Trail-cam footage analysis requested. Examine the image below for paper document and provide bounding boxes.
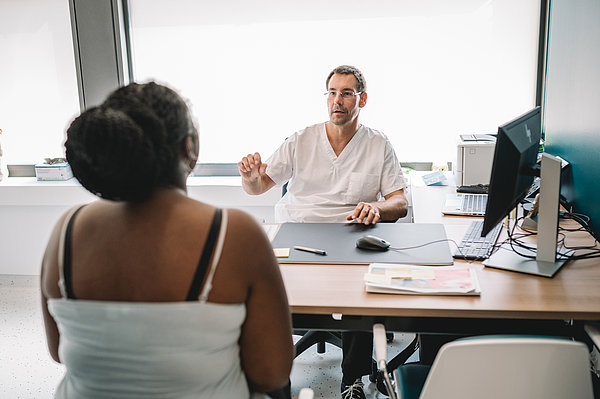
[364,263,481,296]
[273,248,290,258]
[421,171,448,186]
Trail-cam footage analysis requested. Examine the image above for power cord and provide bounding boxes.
[504,209,600,260]
[388,238,469,260]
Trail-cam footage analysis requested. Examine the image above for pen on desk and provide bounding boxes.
[293,246,327,256]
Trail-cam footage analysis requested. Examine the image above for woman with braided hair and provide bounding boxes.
[40,82,293,398]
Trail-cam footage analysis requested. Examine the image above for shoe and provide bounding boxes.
[340,379,366,399]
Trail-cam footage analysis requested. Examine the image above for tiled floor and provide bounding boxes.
[0,274,417,399]
[0,275,65,398]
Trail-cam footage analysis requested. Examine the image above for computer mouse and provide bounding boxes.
[356,235,391,251]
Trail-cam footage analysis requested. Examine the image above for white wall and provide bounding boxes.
[0,177,280,275]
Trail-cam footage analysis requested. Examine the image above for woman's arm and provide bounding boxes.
[40,212,69,363]
[227,210,294,392]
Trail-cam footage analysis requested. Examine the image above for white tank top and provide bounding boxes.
[48,208,261,398]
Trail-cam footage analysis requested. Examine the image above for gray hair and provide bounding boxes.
[325,65,367,93]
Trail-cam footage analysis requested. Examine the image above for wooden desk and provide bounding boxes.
[280,175,600,336]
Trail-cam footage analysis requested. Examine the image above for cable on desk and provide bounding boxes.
[389,238,477,262]
[504,211,600,261]
[557,211,600,259]
[389,238,457,252]
[560,212,598,238]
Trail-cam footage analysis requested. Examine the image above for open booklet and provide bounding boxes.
[364,263,481,296]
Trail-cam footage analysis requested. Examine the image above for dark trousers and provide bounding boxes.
[341,331,374,384]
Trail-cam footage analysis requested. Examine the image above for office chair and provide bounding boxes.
[294,329,343,356]
[394,335,594,399]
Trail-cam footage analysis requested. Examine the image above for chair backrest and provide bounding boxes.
[419,336,594,399]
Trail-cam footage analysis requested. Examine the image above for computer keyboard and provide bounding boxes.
[454,220,502,260]
[456,184,489,194]
[461,194,487,214]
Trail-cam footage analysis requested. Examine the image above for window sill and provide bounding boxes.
[0,176,280,207]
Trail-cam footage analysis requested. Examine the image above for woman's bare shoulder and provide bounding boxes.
[219,208,275,270]
[224,208,271,244]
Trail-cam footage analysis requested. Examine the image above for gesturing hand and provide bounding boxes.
[238,152,268,181]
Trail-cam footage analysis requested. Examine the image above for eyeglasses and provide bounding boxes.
[324,90,363,99]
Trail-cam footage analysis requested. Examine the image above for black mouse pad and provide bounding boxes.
[271,222,453,265]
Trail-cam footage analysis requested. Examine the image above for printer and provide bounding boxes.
[454,134,496,186]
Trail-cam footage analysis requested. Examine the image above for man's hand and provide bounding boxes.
[238,152,276,195]
[346,190,409,224]
[347,202,381,225]
[238,152,267,181]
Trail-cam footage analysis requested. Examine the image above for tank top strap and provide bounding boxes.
[57,205,86,299]
[186,208,229,302]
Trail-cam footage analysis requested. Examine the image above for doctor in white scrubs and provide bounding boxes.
[238,65,408,399]
[239,65,408,226]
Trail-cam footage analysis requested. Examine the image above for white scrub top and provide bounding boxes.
[266,122,405,223]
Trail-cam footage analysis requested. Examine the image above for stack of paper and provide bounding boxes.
[364,263,481,296]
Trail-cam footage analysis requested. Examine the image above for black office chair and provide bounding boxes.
[294,329,343,356]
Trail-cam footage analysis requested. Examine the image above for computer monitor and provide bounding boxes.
[481,106,573,277]
[482,107,541,236]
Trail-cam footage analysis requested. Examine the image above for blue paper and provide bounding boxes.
[422,171,448,186]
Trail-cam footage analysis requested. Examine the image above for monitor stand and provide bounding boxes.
[483,154,573,277]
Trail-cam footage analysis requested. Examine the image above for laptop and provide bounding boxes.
[442,193,488,216]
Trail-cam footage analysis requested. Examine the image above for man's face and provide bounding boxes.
[327,73,365,126]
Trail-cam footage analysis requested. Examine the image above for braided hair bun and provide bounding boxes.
[65,82,196,202]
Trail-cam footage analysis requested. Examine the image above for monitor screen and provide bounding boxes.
[482,107,541,236]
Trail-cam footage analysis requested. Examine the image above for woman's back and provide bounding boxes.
[44,193,292,398]
[52,193,250,304]
[41,82,293,398]
[49,300,248,398]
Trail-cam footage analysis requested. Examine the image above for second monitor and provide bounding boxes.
[481,106,573,277]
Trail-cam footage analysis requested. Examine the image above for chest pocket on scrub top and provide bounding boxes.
[345,173,380,204]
